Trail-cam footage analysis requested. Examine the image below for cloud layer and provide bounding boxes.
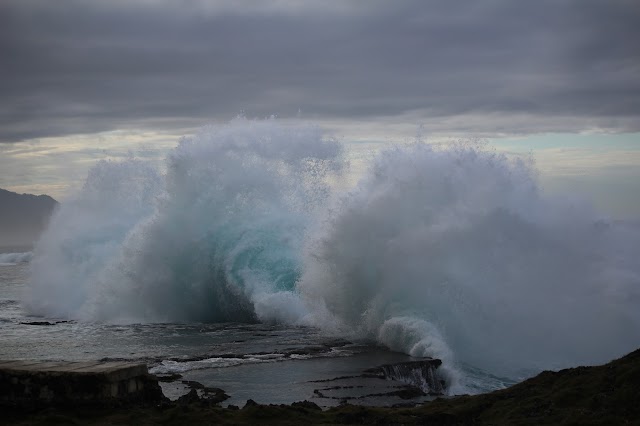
[2,0,639,142]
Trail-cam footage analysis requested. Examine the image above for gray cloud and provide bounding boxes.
[1,0,639,142]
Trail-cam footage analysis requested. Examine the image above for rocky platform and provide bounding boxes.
[0,360,165,407]
[3,348,640,424]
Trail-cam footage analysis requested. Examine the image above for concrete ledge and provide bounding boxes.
[0,360,166,407]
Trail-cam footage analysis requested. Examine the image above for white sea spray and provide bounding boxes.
[25,119,640,393]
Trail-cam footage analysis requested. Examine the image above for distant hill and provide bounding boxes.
[0,188,58,248]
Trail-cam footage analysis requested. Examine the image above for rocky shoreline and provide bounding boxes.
[3,348,639,425]
[156,356,445,408]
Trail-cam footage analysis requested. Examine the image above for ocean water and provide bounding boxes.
[2,118,639,404]
[0,259,509,405]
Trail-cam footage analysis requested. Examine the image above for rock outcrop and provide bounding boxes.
[364,358,445,394]
[0,360,165,408]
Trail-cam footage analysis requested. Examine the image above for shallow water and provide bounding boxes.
[0,259,512,406]
[8,120,638,404]
[1,263,345,364]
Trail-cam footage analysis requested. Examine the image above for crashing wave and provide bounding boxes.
[25,118,640,393]
[0,252,33,265]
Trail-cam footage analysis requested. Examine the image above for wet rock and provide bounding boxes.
[361,386,426,400]
[176,380,229,405]
[309,375,361,383]
[181,380,205,389]
[155,373,182,382]
[285,346,329,356]
[177,389,199,404]
[20,320,71,326]
[201,387,229,404]
[364,359,445,395]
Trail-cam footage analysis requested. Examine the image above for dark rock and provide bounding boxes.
[334,405,378,424]
[177,389,199,405]
[243,399,259,409]
[181,380,205,389]
[284,346,328,356]
[155,373,182,382]
[201,387,229,404]
[4,347,640,424]
[365,358,445,394]
[390,387,426,399]
[291,400,322,411]
[168,353,244,363]
[309,375,361,383]
[359,386,426,400]
[175,381,229,405]
[227,404,239,410]
[20,320,72,326]
[0,361,166,408]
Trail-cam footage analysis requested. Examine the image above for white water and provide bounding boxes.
[298,142,640,387]
[27,119,341,323]
[25,118,640,393]
[0,252,33,266]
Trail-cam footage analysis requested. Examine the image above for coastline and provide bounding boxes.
[3,347,639,425]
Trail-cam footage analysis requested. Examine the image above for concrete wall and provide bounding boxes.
[0,361,165,407]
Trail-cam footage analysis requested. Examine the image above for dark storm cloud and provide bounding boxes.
[1,0,639,142]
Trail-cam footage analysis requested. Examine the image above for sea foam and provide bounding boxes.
[25,119,640,392]
[298,142,640,384]
[0,252,33,265]
[26,119,341,323]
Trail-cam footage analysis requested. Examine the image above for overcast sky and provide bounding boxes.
[1,0,639,217]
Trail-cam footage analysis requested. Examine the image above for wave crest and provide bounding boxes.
[26,118,342,323]
[25,121,640,389]
[299,142,640,378]
[0,252,33,265]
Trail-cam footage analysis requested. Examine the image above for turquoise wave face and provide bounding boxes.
[147,216,304,323]
[26,119,340,324]
[25,118,640,394]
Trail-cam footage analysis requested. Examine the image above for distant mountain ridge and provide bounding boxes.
[0,188,58,248]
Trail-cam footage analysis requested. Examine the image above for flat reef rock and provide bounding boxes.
[3,348,640,425]
[307,357,444,407]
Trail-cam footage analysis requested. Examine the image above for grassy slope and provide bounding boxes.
[4,348,640,425]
